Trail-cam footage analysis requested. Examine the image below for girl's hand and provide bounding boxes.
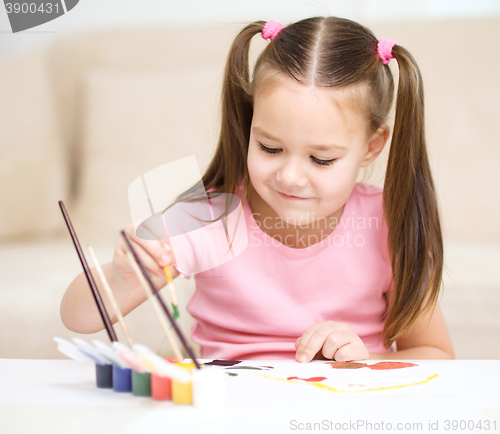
[112,223,176,292]
[295,321,370,363]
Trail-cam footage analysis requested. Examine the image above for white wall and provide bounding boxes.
[1,0,500,62]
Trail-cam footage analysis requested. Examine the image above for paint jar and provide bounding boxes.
[112,365,132,392]
[95,363,113,389]
[192,367,226,409]
[151,373,172,401]
[132,370,151,397]
[172,362,194,405]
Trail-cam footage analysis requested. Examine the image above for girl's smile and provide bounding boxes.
[276,189,310,201]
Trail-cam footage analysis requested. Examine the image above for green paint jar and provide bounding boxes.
[132,370,151,396]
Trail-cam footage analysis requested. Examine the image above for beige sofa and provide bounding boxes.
[1,17,499,360]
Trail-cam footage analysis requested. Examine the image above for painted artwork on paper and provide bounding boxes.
[202,359,439,393]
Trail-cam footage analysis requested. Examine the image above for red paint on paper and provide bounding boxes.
[367,362,417,370]
[287,376,327,382]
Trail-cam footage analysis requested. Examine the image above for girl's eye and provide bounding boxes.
[259,143,281,154]
[258,143,337,167]
[311,156,337,166]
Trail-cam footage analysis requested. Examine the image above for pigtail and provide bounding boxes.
[166,22,265,251]
[168,22,261,202]
[382,45,444,348]
[172,21,265,207]
[201,22,266,250]
[201,21,266,201]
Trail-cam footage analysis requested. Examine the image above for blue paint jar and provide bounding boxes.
[112,365,132,392]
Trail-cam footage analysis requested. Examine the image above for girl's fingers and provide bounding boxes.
[320,330,353,360]
[333,340,370,362]
[120,224,174,268]
[296,323,343,363]
[295,322,327,355]
[296,322,363,363]
[295,321,342,358]
[116,238,165,279]
[296,331,327,362]
[122,223,164,257]
[130,241,165,277]
[115,229,166,280]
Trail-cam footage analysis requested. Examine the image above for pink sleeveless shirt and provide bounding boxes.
[173,182,394,360]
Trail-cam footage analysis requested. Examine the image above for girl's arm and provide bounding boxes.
[60,224,179,334]
[369,291,455,360]
[61,263,179,333]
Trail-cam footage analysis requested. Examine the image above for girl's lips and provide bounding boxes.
[276,190,309,201]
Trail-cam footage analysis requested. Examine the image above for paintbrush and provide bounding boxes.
[124,249,184,362]
[58,200,117,342]
[120,230,200,369]
[163,264,179,319]
[86,244,134,348]
[160,213,179,319]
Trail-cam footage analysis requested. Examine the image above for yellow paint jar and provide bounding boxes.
[172,362,194,405]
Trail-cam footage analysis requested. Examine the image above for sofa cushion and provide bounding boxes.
[73,67,222,240]
[47,24,241,207]
[0,48,68,239]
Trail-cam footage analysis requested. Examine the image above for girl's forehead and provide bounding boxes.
[252,80,370,140]
[254,77,366,108]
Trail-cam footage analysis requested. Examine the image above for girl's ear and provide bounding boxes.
[360,123,391,168]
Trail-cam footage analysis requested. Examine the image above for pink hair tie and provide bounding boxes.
[377,38,397,64]
[262,20,283,41]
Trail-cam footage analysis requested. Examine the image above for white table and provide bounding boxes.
[0,359,499,434]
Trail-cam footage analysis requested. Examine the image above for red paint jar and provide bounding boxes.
[151,373,172,401]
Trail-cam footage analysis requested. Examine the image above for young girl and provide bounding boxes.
[61,16,454,362]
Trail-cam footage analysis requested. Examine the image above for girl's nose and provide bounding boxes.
[276,159,307,188]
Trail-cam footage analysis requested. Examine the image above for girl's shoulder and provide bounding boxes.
[350,182,390,260]
[207,180,245,197]
[348,182,385,220]
[352,182,383,197]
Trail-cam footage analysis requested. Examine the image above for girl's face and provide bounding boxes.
[247,79,385,226]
